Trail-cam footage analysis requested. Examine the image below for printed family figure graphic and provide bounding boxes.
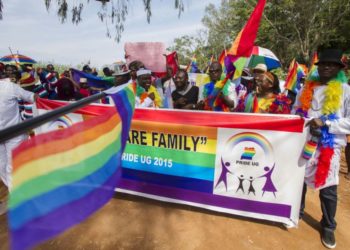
[215,158,278,197]
[236,175,256,195]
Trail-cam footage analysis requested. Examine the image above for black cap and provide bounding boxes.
[315,49,345,68]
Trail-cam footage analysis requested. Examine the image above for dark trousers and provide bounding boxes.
[300,183,337,231]
[346,143,350,173]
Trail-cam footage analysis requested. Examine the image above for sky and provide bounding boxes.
[0,0,219,68]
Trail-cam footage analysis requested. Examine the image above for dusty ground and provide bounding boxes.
[1,160,350,250]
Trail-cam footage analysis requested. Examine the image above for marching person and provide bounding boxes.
[293,48,350,249]
[0,71,38,211]
[135,68,163,108]
[172,69,199,110]
[198,61,237,112]
[235,71,291,114]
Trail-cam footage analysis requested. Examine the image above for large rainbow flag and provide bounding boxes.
[9,83,135,250]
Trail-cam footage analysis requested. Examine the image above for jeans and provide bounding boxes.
[300,183,337,231]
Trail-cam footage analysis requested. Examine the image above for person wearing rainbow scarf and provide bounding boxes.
[198,62,237,112]
[293,48,350,249]
[235,71,291,114]
[135,68,163,108]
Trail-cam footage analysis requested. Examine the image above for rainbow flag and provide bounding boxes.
[218,49,227,74]
[71,68,111,89]
[9,83,135,250]
[284,59,306,93]
[309,52,318,71]
[205,55,215,73]
[306,52,319,81]
[244,93,259,113]
[227,0,266,57]
[225,0,266,79]
[186,55,199,73]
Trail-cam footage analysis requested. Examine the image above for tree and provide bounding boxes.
[167,30,211,70]
[0,0,185,42]
[180,0,350,68]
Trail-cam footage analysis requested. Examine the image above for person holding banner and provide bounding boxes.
[172,69,199,110]
[198,62,237,112]
[235,72,291,114]
[135,68,163,108]
[293,48,350,249]
[0,73,38,192]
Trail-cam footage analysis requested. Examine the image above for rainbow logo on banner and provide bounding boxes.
[240,147,256,160]
[226,132,273,155]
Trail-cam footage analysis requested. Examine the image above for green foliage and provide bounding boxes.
[167,30,211,71]
[35,61,74,74]
[171,0,350,73]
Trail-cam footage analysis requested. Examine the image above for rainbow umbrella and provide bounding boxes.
[0,54,37,65]
[246,46,281,70]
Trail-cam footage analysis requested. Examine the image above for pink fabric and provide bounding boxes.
[124,42,166,74]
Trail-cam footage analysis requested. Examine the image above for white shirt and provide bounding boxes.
[0,79,35,130]
[293,82,350,188]
[163,78,176,109]
[293,83,350,146]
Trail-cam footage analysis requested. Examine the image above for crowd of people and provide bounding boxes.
[0,47,350,248]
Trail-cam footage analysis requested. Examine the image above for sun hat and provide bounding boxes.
[253,63,267,73]
[136,68,152,77]
[112,62,130,76]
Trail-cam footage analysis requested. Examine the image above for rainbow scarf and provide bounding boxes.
[296,70,347,188]
[9,83,135,250]
[237,93,291,114]
[136,82,163,108]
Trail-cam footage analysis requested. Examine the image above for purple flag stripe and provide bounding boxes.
[11,156,121,250]
[109,90,133,150]
[118,178,291,218]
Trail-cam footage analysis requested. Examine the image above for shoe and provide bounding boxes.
[321,229,336,249]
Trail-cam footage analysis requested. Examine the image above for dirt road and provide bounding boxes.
[1,166,350,250]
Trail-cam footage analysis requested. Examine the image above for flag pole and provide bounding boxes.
[0,92,106,143]
[8,46,20,67]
